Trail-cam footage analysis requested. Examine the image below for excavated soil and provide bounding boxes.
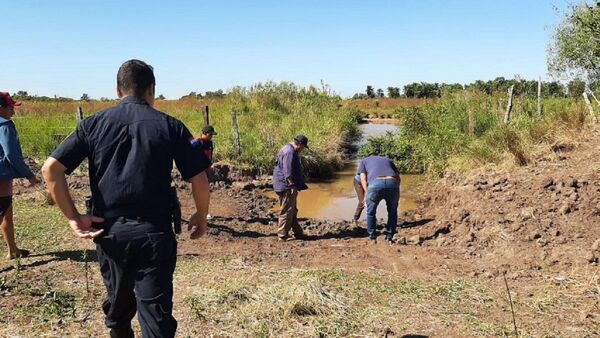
[172,128,600,335]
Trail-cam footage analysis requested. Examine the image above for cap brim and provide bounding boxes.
[12,101,22,107]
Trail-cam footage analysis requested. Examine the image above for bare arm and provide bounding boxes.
[360,173,368,196]
[42,157,104,239]
[187,171,210,239]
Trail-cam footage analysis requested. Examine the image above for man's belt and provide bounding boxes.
[101,207,170,222]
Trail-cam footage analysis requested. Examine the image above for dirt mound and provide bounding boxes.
[398,128,600,277]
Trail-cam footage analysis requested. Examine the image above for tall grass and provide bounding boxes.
[360,91,591,177]
[13,82,361,177]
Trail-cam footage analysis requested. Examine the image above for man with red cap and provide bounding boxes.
[0,92,40,259]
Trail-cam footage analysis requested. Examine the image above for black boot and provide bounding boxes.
[109,326,134,338]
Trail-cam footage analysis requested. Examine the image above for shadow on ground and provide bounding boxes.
[0,249,98,273]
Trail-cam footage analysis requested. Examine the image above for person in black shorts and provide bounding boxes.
[0,92,40,259]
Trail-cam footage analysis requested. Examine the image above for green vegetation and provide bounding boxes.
[14,82,361,177]
[548,1,600,84]
[360,91,590,177]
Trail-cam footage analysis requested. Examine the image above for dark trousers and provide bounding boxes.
[366,179,400,240]
[276,189,303,238]
[353,179,365,221]
[95,218,177,338]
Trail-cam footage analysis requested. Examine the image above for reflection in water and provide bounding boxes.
[270,122,424,221]
[296,165,421,220]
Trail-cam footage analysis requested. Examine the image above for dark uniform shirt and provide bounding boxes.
[194,137,213,162]
[51,96,211,217]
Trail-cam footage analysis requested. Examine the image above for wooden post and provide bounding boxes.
[589,90,600,106]
[202,105,209,126]
[583,91,597,123]
[468,108,475,135]
[537,77,542,118]
[231,112,242,156]
[76,106,84,123]
[503,85,515,126]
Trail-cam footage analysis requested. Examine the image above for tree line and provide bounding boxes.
[9,89,227,102]
[352,77,599,100]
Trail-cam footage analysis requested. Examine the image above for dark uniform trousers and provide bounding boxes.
[95,217,177,338]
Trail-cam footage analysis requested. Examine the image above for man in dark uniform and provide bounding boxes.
[42,59,211,338]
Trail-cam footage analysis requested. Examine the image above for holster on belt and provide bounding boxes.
[169,187,182,234]
[85,196,94,216]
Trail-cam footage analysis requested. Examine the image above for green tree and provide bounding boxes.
[366,85,375,98]
[157,94,166,100]
[548,2,600,83]
[14,91,30,100]
[80,93,90,101]
[387,87,400,98]
[546,81,566,97]
[376,88,384,98]
[568,78,586,97]
[205,90,225,98]
[181,91,198,100]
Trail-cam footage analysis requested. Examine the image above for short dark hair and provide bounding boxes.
[117,59,155,97]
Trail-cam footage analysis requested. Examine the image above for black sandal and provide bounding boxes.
[10,249,30,259]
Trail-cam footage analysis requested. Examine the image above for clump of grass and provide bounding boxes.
[360,91,592,177]
[15,82,361,178]
[184,295,206,321]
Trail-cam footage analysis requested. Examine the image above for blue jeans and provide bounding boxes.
[366,179,400,240]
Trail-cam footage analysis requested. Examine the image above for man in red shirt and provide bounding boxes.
[197,125,216,220]
[197,125,216,162]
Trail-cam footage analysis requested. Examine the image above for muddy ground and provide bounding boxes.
[1,128,600,337]
[176,128,600,335]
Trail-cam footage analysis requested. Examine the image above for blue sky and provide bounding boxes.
[1,0,572,99]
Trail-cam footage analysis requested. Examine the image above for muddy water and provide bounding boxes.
[293,122,423,221]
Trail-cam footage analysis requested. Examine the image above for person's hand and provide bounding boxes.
[28,176,40,186]
[68,214,104,239]
[188,211,208,239]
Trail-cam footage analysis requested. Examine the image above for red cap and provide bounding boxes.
[0,92,21,108]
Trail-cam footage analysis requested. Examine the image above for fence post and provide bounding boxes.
[537,77,542,118]
[231,111,242,156]
[589,90,600,106]
[583,91,597,123]
[503,85,515,126]
[202,105,209,126]
[468,108,475,135]
[76,106,84,123]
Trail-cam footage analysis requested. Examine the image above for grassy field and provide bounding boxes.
[359,92,593,177]
[14,87,592,180]
[13,82,362,177]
